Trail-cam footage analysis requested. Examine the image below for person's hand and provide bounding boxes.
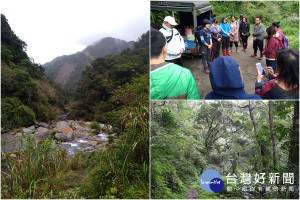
[256,67,263,81]
[217,38,221,42]
[242,33,245,36]
[207,45,212,49]
[180,49,184,54]
[266,67,277,78]
[253,37,256,41]
[227,33,230,37]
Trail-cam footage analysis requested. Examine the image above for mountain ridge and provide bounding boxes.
[43,37,135,90]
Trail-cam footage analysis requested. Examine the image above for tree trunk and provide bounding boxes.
[269,101,278,167]
[248,101,269,171]
[288,101,299,168]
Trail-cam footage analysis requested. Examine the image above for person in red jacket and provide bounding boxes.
[272,22,283,42]
[262,25,283,74]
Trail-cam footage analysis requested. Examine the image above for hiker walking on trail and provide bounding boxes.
[262,25,283,74]
[229,15,239,53]
[209,18,222,61]
[239,17,250,52]
[251,17,265,60]
[159,16,185,67]
[220,16,231,56]
[199,19,212,74]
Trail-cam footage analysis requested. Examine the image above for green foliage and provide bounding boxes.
[80,106,149,199]
[1,137,67,199]
[1,14,66,127]
[90,122,101,131]
[1,97,36,128]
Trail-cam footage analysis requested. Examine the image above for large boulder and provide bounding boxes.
[23,126,35,134]
[55,132,67,142]
[56,121,69,132]
[35,127,52,141]
[62,126,73,135]
[73,130,89,138]
[66,133,74,142]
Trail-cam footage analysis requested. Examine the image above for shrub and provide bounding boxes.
[1,97,36,128]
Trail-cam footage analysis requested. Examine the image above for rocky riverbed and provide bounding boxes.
[1,113,116,157]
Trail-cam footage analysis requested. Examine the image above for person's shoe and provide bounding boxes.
[222,49,227,56]
[204,68,210,74]
[236,47,239,53]
[259,52,263,60]
[229,47,232,53]
[226,48,231,56]
[251,50,257,57]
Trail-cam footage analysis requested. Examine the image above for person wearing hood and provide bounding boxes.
[150,28,200,100]
[159,16,185,67]
[220,16,231,56]
[205,56,261,99]
[262,25,283,74]
[251,17,265,60]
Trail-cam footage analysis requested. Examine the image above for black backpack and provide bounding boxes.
[194,25,204,44]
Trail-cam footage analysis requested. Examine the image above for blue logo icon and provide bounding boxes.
[199,169,224,192]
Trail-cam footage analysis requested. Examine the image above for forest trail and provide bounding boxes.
[186,185,199,199]
[183,36,267,98]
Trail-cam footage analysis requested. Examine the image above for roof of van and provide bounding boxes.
[151,1,214,13]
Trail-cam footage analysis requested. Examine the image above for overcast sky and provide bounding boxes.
[1,0,149,64]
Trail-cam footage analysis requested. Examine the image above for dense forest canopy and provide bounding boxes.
[151,100,299,199]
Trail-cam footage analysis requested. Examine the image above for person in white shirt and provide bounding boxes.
[159,16,185,67]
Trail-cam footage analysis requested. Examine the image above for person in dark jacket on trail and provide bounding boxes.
[239,17,250,52]
[238,14,244,46]
[205,56,261,99]
[199,19,212,74]
[262,25,283,74]
[150,28,200,100]
[209,18,222,61]
[255,48,299,99]
[251,17,265,60]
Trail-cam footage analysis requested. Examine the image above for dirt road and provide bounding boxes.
[182,36,266,99]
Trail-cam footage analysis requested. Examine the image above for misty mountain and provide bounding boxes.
[43,37,135,90]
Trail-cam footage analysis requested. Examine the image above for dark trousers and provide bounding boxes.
[230,41,238,48]
[165,57,183,67]
[266,59,276,74]
[211,39,221,61]
[201,45,211,69]
[222,37,230,49]
[253,39,264,52]
[242,37,248,47]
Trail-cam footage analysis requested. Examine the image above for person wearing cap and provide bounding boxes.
[150,28,200,100]
[199,19,212,74]
[159,16,185,67]
[205,56,261,99]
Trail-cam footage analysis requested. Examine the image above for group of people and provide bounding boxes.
[150,16,299,100]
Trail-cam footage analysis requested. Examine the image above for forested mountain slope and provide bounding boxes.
[1,14,66,128]
[43,37,134,91]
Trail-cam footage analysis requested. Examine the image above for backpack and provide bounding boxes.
[194,25,204,44]
[278,30,289,49]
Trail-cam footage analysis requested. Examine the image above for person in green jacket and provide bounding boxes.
[150,28,200,99]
